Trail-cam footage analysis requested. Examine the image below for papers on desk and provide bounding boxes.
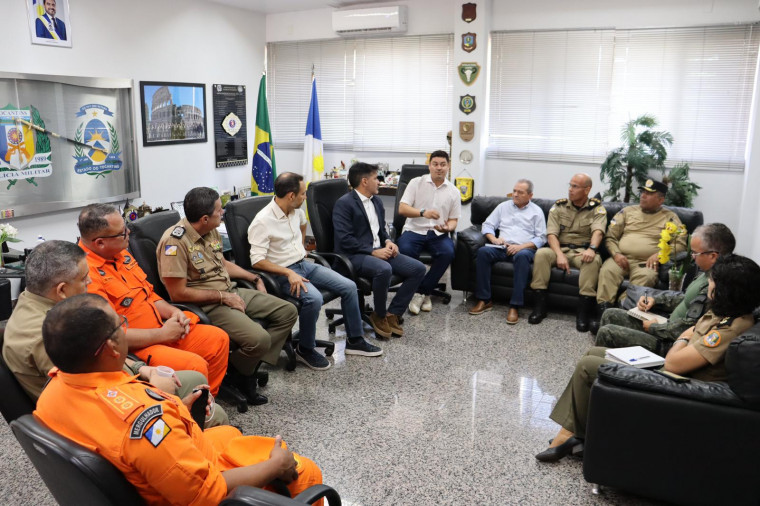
[627,307,668,324]
[605,346,665,369]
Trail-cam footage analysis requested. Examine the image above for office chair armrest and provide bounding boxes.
[170,303,211,324]
[294,484,342,505]
[234,278,256,290]
[311,251,358,282]
[306,252,331,268]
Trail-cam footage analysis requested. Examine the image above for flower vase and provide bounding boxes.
[668,269,684,291]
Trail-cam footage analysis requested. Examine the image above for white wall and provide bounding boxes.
[0,0,266,246]
[265,0,760,252]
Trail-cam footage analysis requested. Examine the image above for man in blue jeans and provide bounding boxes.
[397,150,461,315]
[248,172,382,370]
[469,179,547,324]
[333,163,426,339]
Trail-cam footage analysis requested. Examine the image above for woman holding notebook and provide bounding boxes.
[536,254,760,462]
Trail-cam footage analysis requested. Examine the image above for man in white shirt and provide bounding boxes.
[397,150,461,314]
[469,180,547,324]
[248,172,382,370]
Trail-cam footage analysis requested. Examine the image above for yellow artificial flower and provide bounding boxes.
[660,230,672,242]
[665,222,678,234]
[658,251,670,264]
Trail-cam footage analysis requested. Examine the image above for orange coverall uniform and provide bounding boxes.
[35,370,323,505]
[80,242,229,395]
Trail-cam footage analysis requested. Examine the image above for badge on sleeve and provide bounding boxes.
[130,404,163,439]
[144,418,171,447]
[596,206,606,214]
[164,245,178,256]
[703,331,721,348]
[170,226,186,238]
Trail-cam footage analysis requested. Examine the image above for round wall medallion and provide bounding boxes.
[459,150,473,164]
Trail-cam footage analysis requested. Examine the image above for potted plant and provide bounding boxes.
[600,114,700,207]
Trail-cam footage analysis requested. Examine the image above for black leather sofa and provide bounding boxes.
[451,196,704,310]
[582,323,760,505]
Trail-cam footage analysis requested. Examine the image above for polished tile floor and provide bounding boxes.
[0,277,665,505]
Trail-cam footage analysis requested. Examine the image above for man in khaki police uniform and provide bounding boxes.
[589,179,686,333]
[157,187,298,405]
[528,173,606,332]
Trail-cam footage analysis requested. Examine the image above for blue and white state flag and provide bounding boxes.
[302,76,324,184]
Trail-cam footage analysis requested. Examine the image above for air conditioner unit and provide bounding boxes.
[332,6,408,36]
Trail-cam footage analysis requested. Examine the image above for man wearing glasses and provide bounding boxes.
[594,223,735,353]
[78,204,230,398]
[528,173,606,331]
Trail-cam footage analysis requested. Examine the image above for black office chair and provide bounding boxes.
[128,211,261,413]
[0,329,36,424]
[306,179,405,336]
[12,414,340,506]
[390,164,452,304]
[223,197,335,371]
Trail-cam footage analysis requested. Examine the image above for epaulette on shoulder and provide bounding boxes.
[589,197,601,207]
[555,198,568,205]
[170,226,185,239]
[718,316,736,328]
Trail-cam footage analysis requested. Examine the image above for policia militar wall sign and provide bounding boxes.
[212,84,248,169]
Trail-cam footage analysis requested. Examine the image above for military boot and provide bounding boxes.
[588,302,613,335]
[528,290,548,324]
[576,295,596,332]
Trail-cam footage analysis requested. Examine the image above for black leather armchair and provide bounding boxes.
[452,196,704,310]
[223,196,335,371]
[583,325,760,505]
[12,414,340,506]
[390,164,452,304]
[128,210,261,413]
[0,329,36,424]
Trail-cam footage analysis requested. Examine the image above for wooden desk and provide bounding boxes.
[378,185,398,197]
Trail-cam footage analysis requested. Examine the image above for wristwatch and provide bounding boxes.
[589,244,597,251]
[419,208,426,217]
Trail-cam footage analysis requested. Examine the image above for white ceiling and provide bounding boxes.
[206,0,384,15]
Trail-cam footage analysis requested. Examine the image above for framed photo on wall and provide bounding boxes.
[27,0,72,48]
[140,82,207,147]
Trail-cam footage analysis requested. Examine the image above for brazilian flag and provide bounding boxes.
[251,75,275,195]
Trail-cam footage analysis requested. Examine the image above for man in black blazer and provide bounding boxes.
[333,163,425,338]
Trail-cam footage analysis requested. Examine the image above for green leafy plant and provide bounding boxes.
[600,114,672,203]
[662,162,701,208]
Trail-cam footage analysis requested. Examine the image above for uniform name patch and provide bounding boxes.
[164,245,178,256]
[145,418,171,447]
[171,226,185,238]
[703,331,721,348]
[130,404,163,439]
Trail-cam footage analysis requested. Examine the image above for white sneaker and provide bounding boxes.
[421,295,432,312]
[408,293,423,315]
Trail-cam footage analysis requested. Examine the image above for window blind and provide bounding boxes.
[267,34,454,153]
[489,25,760,171]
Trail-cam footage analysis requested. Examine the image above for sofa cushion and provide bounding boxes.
[725,330,760,408]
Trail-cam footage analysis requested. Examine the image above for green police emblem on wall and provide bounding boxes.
[459,95,476,115]
[458,62,481,86]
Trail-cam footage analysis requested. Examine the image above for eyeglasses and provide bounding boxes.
[691,250,716,258]
[96,225,129,240]
[94,315,128,356]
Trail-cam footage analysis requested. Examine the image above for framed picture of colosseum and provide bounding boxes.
[139,81,207,146]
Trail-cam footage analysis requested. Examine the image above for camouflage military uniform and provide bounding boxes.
[597,205,686,303]
[530,197,607,296]
[594,273,709,353]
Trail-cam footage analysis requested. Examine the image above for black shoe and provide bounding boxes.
[535,436,584,462]
[576,295,595,332]
[295,345,331,371]
[528,290,548,324]
[230,370,269,405]
[345,337,383,357]
[589,302,613,335]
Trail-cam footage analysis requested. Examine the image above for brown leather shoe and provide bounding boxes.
[387,314,404,337]
[469,300,493,315]
[507,307,519,324]
[369,312,392,339]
